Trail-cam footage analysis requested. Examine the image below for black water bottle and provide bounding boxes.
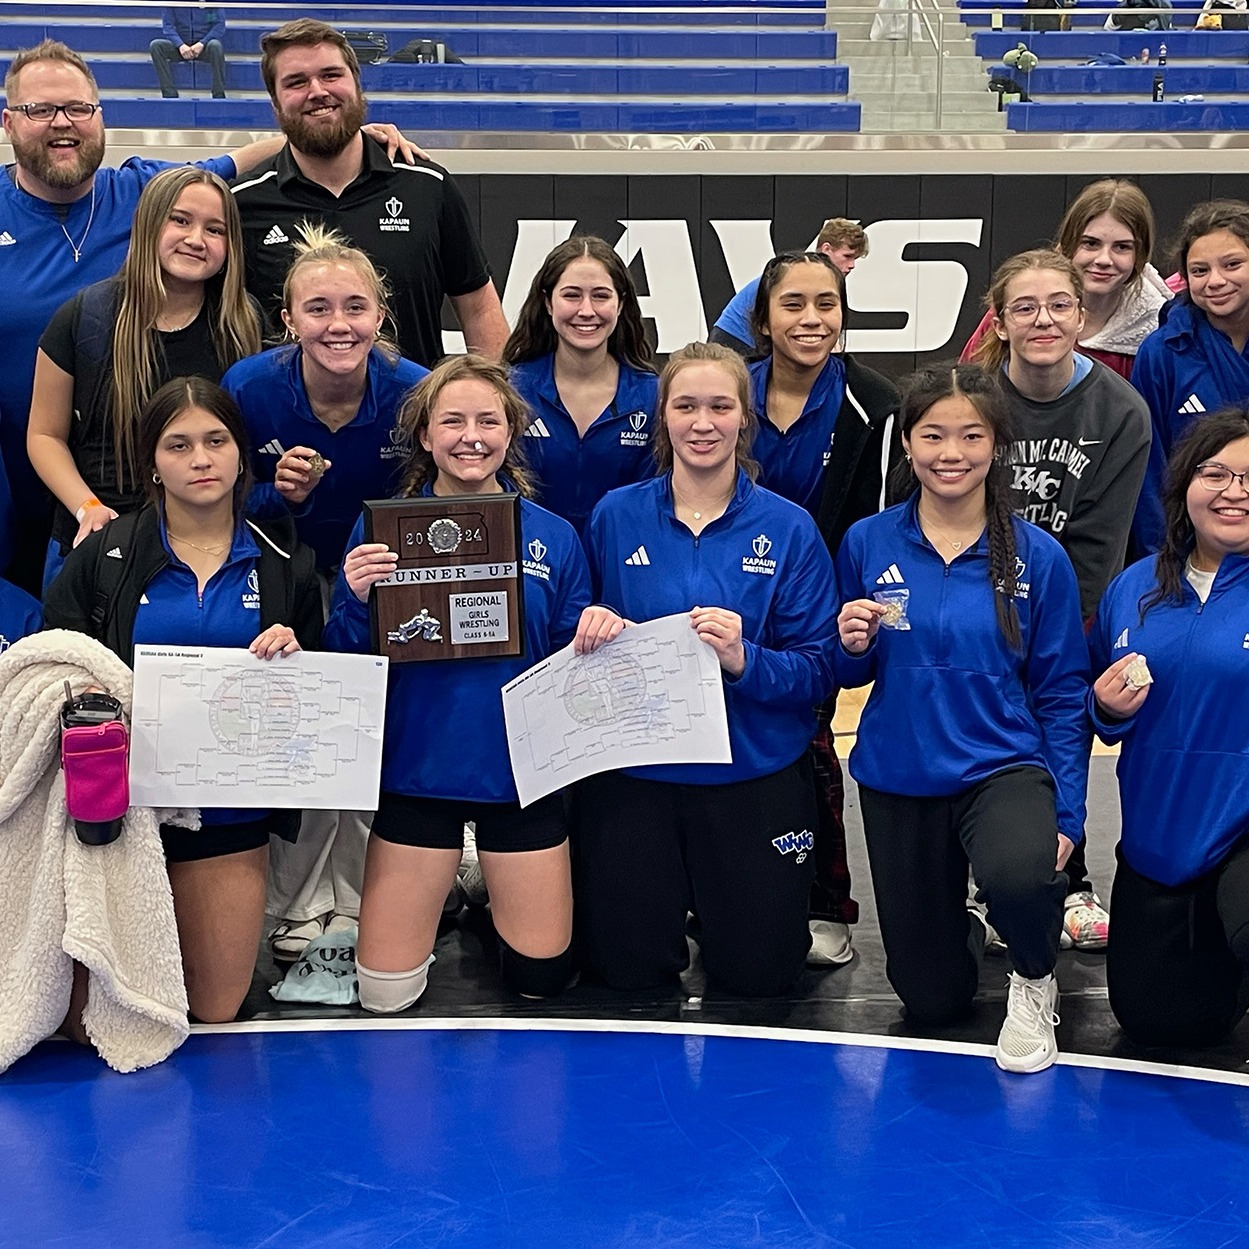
[1152,71,1165,101]
[1153,40,1167,101]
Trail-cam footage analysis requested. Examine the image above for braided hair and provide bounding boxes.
[892,362,1023,650]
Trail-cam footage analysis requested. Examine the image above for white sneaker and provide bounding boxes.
[807,920,854,966]
[1060,891,1109,951]
[995,972,1059,1074]
[269,915,326,964]
[458,821,489,907]
[325,912,357,937]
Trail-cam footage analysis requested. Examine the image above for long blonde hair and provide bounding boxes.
[110,166,260,489]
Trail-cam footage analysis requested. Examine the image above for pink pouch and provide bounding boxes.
[61,721,129,845]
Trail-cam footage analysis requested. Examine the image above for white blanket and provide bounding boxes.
[0,629,191,1073]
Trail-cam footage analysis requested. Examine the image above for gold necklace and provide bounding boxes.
[156,301,203,333]
[672,480,734,522]
[918,505,985,552]
[168,532,229,556]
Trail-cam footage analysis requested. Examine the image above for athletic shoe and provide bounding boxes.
[967,901,1006,955]
[269,915,326,964]
[995,972,1059,1074]
[1060,891,1109,951]
[458,821,489,907]
[807,919,854,966]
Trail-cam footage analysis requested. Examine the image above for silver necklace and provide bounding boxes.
[59,183,96,263]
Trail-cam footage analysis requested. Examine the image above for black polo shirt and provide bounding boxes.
[230,137,491,368]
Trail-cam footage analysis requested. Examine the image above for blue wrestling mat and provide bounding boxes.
[2,1021,1246,1248]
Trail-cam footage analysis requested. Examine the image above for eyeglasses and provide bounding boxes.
[1194,462,1249,492]
[12,101,100,122]
[1002,297,1080,325]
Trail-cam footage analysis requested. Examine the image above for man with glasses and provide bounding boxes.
[0,38,417,591]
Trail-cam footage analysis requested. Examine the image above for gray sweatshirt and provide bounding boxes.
[1001,360,1152,620]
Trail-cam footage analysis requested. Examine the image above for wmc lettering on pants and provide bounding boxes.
[771,828,815,862]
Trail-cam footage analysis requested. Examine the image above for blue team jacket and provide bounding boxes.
[509,353,659,533]
[1090,552,1249,885]
[586,471,839,785]
[748,353,847,516]
[1130,301,1249,551]
[224,346,428,569]
[324,491,590,803]
[834,498,1091,841]
[0,576,40,651]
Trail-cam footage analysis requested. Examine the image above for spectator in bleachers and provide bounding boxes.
[710,218,868,358]
[0,39,292,593]
[1132,201,1249,553]
[745,249,901,968]
[962,180,1172,383]
[503,236,658,535]
[232,19,508,368]
[975,248,1151,952]
[27,165,261,589]
[150,7,229,100]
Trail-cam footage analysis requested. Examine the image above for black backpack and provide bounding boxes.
[340,30,387,64]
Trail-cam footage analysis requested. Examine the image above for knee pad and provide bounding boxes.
[499,940,573,999]
[356,955,434,1014]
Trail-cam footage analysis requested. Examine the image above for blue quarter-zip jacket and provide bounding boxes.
[509,353,659,534]
[1130,301,1249,551]
[0,576,40,650]
[834,498,1090,841]
[1090,552,1249,885]
[748,354,848,516]
[224,346,428,569]
[324,491,590,803]
[586,471,838,784]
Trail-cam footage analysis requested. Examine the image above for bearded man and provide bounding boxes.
[0,39,298,588]
[232,19,507,368]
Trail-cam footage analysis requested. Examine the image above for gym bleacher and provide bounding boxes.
[0,0,862,133]
[967,0,1249,132]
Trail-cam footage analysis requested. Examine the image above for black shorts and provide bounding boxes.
[161,813,291,864]
[371,791,567,853]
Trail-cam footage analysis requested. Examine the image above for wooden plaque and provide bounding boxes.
[364,494,524,663]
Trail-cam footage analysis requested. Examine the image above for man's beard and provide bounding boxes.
[278,92,367,158]
[12,128,105,190]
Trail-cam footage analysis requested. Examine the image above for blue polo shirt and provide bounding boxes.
[0,156,236,518]
[0,576,40,652]
[509,353,659,534]
[748,354,847,516]
[132,515,269,824]
[224,345,428,570]
[714,277,760,347]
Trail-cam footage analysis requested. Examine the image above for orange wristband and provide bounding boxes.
[75,497,103,524]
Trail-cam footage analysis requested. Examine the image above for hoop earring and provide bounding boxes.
[152,472,161,484]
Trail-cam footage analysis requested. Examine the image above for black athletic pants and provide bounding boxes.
[573,759,816,997]
[1107,842,1249,1048]
[859,766,1067,1026]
